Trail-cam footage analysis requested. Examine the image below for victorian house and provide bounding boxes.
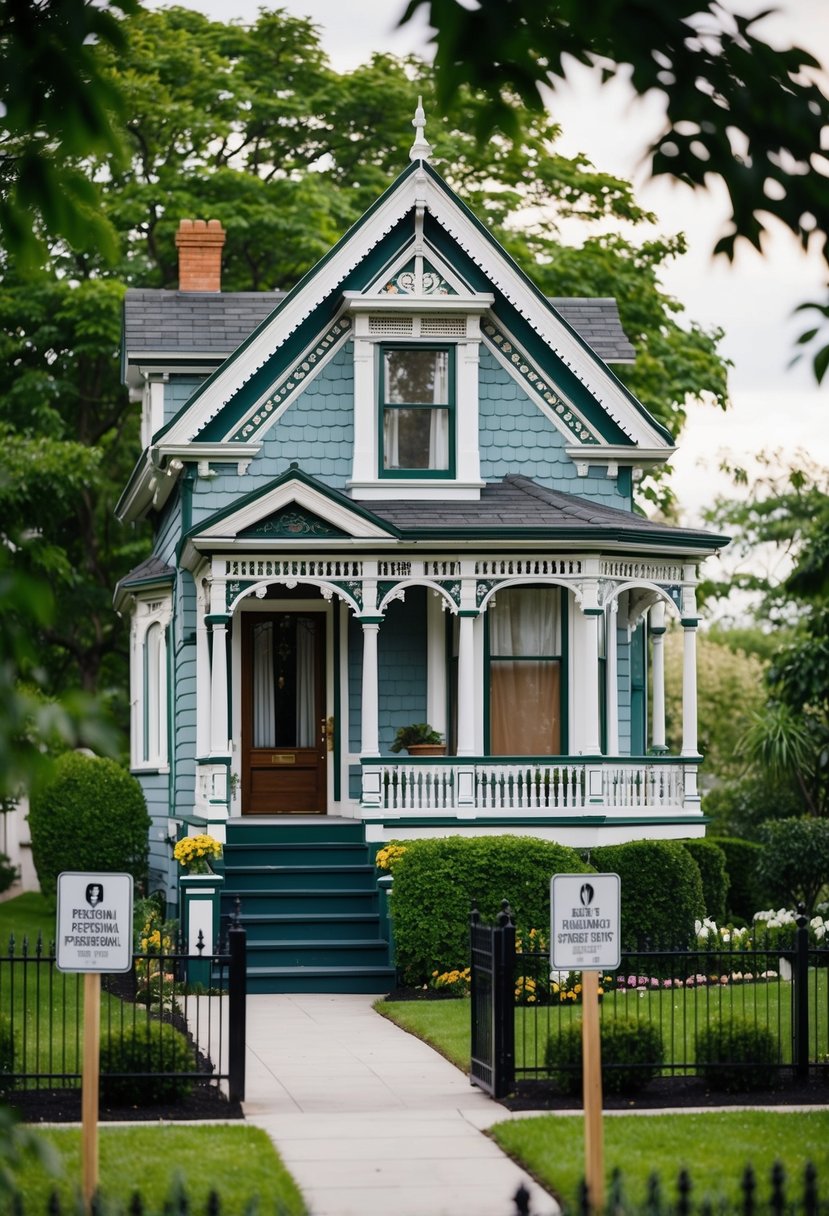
[115,112,727,990]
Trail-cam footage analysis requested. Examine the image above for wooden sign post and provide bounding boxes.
[551,873,621,1215]
[56,872,133,1212]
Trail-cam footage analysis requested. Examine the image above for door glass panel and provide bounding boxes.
[252,615,316,747]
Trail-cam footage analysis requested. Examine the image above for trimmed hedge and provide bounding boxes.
[545,1017,664,1096]
[708,836,764,923]
[28,752,150,901]
[591,840,704,948]
[681,838,729,923]
[390,835,587,985]
[101,1024,194,1104]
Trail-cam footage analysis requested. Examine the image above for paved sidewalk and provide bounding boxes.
[242,993,558,1216]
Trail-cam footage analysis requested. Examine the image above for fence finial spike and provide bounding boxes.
[513,1183,532,1215]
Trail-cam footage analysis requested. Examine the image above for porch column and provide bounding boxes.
[580,608,602,755]
[681,618,700,757]
[605,600,619,755]
[650,601,667,753]
[206,613,230,754]
[456,610,477,757]
[360,618,381,757]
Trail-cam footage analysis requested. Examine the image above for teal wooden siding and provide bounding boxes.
[479,347,629,506]
[173,571,198,820]
[164,375,205,428]
[629,621,647,753]
[138,771,173,895]
[378,590,428,755]
[616,624,632,754]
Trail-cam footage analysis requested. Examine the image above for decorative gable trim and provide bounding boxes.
[180,469,396,569]
[226,313,352,443]
[481,315,600,445]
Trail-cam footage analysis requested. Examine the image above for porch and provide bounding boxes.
[360,754,700,822]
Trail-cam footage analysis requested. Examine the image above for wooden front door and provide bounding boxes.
[241,612,327,814]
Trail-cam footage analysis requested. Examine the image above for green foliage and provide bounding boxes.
[390,835,586,984]
[100,1024,194,1104]
[0,1105,61,1199]
[702,777,803,843]
[389,723,444,753]
[404,0,829,382]
[757,818,829,913]
[545,1017,664,1096]
[681,840,728,924]
[28,752,150,900]
[707,837,765,922]
[0,852,17,896]
[695,1016,778,1093]
[591,840,704,948]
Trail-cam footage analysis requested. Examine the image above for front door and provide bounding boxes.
[241,612,327,814]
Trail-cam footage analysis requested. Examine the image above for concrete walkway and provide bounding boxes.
[242,993,558,1216]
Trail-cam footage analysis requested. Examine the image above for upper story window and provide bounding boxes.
[130,594,172,771]
[380,345,455,478]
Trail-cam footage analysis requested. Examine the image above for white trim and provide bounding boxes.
[129,592,172,771]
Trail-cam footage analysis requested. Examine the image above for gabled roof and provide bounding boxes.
[112,554,175,613]
[123,289,633,367]
[153,160,671,451]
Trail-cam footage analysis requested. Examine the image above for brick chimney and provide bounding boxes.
[175,218,226,292]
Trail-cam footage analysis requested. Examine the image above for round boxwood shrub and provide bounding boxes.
[390,835,587,985]
[101,1023,194,1104]
[28,752,150,901]
[591,840,705,948]
[695,1016,778,1093]
[681,839,729,923]
[545,1016,664,1096]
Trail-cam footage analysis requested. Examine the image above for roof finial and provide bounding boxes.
[409,95,432,163]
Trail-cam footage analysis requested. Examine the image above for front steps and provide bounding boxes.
[220,818,397,994]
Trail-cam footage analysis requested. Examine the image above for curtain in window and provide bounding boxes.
[489,588,561,755]
[295,617,315,748]
[252,621,276,747]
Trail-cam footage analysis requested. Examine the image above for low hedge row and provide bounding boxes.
[591,840,705,949]
[680,838,729,924]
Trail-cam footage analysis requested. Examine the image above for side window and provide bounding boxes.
[380,345,454,477]
[131,597,171,770]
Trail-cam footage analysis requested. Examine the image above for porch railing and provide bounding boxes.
[361,755,698,815]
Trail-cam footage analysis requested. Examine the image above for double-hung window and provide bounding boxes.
[380,345,454,477]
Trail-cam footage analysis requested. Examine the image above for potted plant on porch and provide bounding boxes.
[389,723,446,756]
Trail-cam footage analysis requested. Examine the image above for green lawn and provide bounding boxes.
[4,1124,306,1215]
[379,969,829,1077]
[0,892,55,948]
[489,1110,829,1214]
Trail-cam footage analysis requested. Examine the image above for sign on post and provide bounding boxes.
[551,873,621,1215]
[56,872,134,1212]
[56,872,134,974]
[550,873,620,972]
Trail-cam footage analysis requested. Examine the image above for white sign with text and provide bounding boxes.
[56,872,134,973]
[550,872,621,971]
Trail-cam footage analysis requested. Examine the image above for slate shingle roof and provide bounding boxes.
[116,555,176,587]
[366,476,726,547]
[123,291,634,363]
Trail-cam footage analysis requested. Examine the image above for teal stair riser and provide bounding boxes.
[245,941,390,967]
[221,890,379,915]
[227,915,382,942]
[224,821,365,845]
[245,970,396,995]
[225,865,375,892]
[224,843,369,866]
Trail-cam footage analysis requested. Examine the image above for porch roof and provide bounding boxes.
[112,554,175,612]
[364,475,729,550]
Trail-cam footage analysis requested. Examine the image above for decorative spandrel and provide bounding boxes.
[381,258,456,297]
[240,505,350,541]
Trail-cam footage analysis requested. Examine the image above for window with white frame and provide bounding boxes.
[379,345,454,477]
[130,594,172,769]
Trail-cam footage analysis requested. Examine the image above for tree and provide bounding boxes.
[0,0,136,269]
[1,5,730,750]
[756,818,829,911]
[704,457,829,820]
[403,0,829,382]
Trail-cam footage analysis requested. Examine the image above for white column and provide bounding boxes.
[605,601,619,756]
[456,612,477,757]
[650,601,667,753]
[681,620,700,757]
[580,610,602,755]
[360,620,380,757]
[196,582,211,757]
[208,616,230,754]
[426,592,447,736]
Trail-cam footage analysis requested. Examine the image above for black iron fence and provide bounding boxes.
[471,902,829,1100]
[0,925,246,1108]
